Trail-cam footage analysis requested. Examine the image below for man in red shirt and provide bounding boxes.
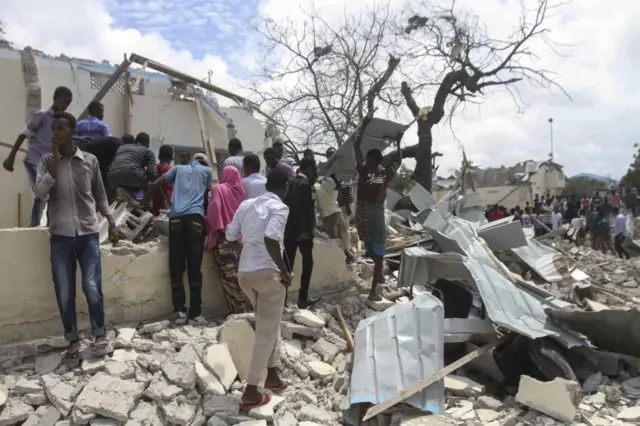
[151,145,174,216]
[490,205,504,221]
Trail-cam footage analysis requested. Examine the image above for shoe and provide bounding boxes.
[188,316,207,325]
[297,296,321,309]
[174,312,187,325]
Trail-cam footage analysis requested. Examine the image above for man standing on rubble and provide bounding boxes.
[283,158,319,309]
[148,152,213,324]
[263,147,295,180]
[35,112,118,357]
[354,118,402,301]
[223,138,244,174]
[108,131,157,201]
[613,206,630,259]
[3,86,73,227]
[76,102,111,139]
[225,168,292,409]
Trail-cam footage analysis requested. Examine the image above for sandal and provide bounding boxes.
[64,341,81,360]
[92,339,112,357]
[266,382,288,393]
[240,392,271,411]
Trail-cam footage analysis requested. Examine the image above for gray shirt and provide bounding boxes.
[35,149,111,237]
[109,144,157,181]
[223,155,244,175]
[22,108,55,166]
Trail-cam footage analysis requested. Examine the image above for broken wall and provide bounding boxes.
[0,228,354,344]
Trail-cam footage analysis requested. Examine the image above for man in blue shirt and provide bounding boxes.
[147,152,213,324]
[76,102,111,139]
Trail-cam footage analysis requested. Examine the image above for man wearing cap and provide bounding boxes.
[146,151,213,324]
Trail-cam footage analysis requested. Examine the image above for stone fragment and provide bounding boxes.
[220,320,265,383]
[40,375,76,416]
[132,339,155,352]
[293,362,309,379]
[54,421,71,426]
[367,297,394,311]
[248,395,284,422]
[162,345,197,389]
[293,310,325,328]
[307,360,336,379]
[195,361,225,395]
[0,398,33,426]
[23,392,47,405]
[445,400,474,419]
[144,373,182,401]
[111,349,139,363]
[191,414,206,426]
[74,372,145,421]
[583,372,604,393]
[82,358,105,374]
[298,406,336,424]
[515,375,580,423]
[104,361,135,379]
[617,406,640,422]
[162,398,197,426]
[275,411,298,426]
[444,375,485,397]
[90,419,119,426]
[280,322,324,340]
[0,386,6,408]
[36,406,61,426]
[622,376,640,397]
[298,423,321,426]
[13,378,42,394]
[203,395,240,417]
[206,417,227,426]
[117,328,137,342]
[72,409,96,425]
[138,320,170,335]
[22,414,40,426]
[202,343,238,390]
[35,353,63,375]
[235,421,267,426]
[474,395,502,411]
[124,401,165,426]
[311,339,340,363]
[283,340,303,360]
[475,409,500,423]
[298,389,318,405]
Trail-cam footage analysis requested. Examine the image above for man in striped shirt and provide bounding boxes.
[76,102,111,139]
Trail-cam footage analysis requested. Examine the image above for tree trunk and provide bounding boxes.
[413,121,433,191]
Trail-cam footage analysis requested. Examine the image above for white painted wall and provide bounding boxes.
[0,47,266,229]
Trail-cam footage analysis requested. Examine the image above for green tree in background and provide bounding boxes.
[564,177,609,199]
[621,143,640,189]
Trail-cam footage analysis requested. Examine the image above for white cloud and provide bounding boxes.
[1,0,638,179]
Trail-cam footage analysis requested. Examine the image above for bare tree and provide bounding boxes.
[247,3,403,160]
[394,0,570,190]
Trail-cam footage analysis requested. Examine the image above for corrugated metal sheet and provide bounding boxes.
[398,248,584,347]
[511,239,565,282]
[349,293,446,414]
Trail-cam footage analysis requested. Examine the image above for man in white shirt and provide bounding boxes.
[315,176,354,263]
[225,167,292,409]
[551,207,563,230]
[613,206,630,259]
[222,138,244,174]
[242,154,267,199]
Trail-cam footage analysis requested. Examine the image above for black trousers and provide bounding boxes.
[283,238,314,303]
[614,234,630,260]
[169,214,205,318]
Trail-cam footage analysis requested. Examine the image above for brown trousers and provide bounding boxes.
[237,268,286,386]
[323,211,351,252]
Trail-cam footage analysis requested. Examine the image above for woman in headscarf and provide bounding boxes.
[207,166,253,314]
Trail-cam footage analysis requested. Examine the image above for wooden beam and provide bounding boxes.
[362,336,506,421]
[123,71,132,134]
[128,53,280,125]
[334,306,355,352]
[79,58,131,120]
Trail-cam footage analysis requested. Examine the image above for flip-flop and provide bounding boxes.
[91,340,112,357]
[64,341,81,360]
[266,382,288,393]
[240,392,271,411]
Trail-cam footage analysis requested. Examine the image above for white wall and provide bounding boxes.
[0,47,266,229]
[472,185,531,208]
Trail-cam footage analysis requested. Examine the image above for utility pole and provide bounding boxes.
[548,117,554,161]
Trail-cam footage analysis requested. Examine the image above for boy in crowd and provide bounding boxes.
[151,145,174,216]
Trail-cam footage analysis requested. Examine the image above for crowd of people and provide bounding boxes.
[485,190,633,260]
[1,87,404,409]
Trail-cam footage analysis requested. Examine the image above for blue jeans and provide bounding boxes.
[50,233,105,341]
[24,161,46,227]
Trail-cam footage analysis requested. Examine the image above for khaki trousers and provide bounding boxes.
[237,268,286,386]
[323,212,351,252]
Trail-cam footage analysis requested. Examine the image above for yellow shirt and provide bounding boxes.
[314,179,341,218]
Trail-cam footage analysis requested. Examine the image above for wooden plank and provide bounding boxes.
[123,70,132,134]
[79,58,131,120]
[334,306,355,352]
[129,53,280,124]
[362,336,506,421]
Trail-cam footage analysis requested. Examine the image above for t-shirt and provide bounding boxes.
[592,195,603,210]
[614,213,627,237]
[490,210,504,221]
[551,212,562,229]
[357,164,387,203]
[521,214,532,228]
[610,194,620,207]
[163,161,213,217]
[152,162,173,216]
[223,155,244,175]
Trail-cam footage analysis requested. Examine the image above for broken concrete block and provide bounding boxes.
[298,406,337,424]
[311,338,340,363]
[71,409,96,425]
[475,409,500,423]
[0,398,34,426]
[235,421,267,426]
[293,310,326,328]
[162,398,197,426]
[138,320,170,335]
[515,375,580,423]
[117,328,137,342]
[13,378,42,395]
[219,320,265,383]
[202,395,240,417]
[195,361,225,395]
[111,349,139,363]
[36,405,61,426]
[74,372,145,421]
[444,374,485,397]
[81,358,105,374]
[474,395,503,411]
[144,373,182,401]
[283,340,303,360]
[307,360,336,379]
[35,353,63,375]
[0,386,6,408]
[40,375,76,416]
[202,343,237,390]
[617,406,640,422]
[23,392,47,405]
[161,345,197,389]
[104,360,135,380]
[125,401,165,426]
[247,395,284,422]
[280,322,324,340]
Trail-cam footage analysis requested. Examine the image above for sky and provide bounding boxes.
[1,0,638,179]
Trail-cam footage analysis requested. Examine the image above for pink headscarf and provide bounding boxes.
[206,166,245,249]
